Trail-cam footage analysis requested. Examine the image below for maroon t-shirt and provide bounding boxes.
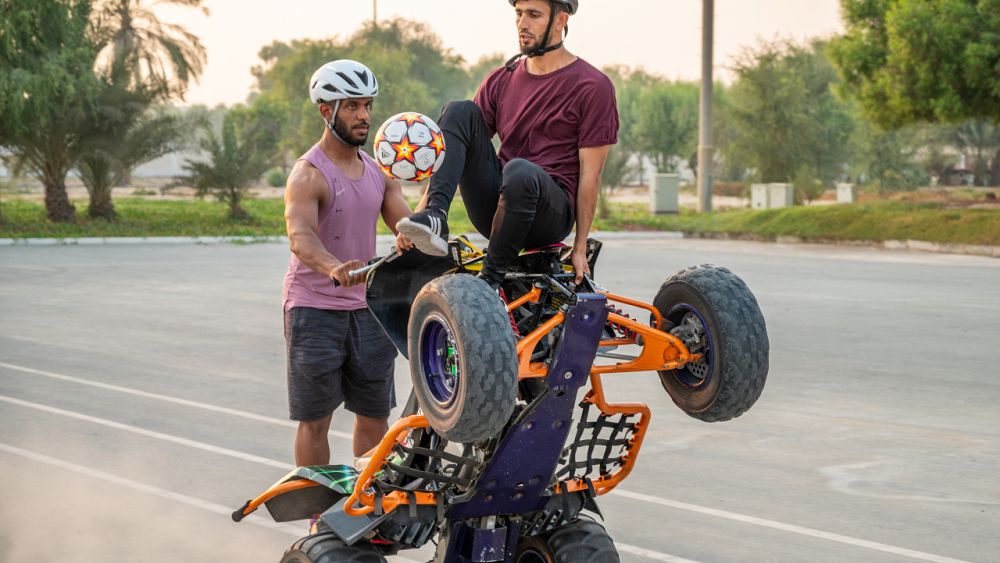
[474,57,619,209]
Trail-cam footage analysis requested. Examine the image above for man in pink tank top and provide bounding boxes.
[282,60,413,467]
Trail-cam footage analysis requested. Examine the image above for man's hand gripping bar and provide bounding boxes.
[331,249,398,287]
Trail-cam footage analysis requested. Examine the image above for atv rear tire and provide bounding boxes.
[515,517,620,563]
[280,532,386,563]
[408,274,518,443]
[652,264,768,422]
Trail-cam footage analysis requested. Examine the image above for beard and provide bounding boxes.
[332,115,368,147]
[519,36,541,55]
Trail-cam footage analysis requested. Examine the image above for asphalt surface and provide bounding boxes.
[1,237,998,563]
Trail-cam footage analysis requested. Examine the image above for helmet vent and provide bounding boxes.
[336,71,360,89]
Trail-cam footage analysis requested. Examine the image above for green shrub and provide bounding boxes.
[793,166,825,204]
[266,168,288,188]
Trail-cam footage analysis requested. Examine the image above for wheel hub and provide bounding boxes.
[669,309,711,384]
[421,316,460,405]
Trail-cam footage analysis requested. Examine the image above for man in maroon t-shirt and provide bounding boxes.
[397,0,618,287]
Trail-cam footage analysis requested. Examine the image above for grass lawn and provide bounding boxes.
[1,197,998,247]
[595,202,1000,246]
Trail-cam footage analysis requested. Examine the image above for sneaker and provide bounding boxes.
[476,270,502,291]
[353,455,371,472]
[396,209,449,257]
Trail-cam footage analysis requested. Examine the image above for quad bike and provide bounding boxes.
[234,238,769,562]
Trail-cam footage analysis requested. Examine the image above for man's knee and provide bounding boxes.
[501,159,543,201]
[297,416,331,439]
[355,414,388,431]
[439,100,480,125]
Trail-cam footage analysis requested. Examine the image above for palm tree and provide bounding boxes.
[92,0,208,100]
[75,0,205,219]
[953,120,1000,187]
[77,82,185,220]
[180,102,283,221]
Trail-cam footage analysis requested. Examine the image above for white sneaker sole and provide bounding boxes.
[397,218,449,257]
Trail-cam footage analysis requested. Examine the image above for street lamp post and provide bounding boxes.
[697,0,714,213]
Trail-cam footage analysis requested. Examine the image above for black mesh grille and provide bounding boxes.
[555,401,640,482]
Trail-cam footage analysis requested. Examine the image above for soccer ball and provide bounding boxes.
[372,112,446,182]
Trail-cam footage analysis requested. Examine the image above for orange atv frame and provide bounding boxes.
[236,240,701,521]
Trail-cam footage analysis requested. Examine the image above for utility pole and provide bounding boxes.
[697,0,714,213]
[373,0,378,24]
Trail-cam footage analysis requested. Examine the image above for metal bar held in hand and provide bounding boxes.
[332,249,398,287]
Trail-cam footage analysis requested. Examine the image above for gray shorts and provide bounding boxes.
[284,307,398,421]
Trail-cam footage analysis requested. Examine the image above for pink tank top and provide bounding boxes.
[282,144,386,311]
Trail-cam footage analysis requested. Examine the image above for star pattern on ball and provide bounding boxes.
[431,132,445,157]
[372,112,445,182]
[392,137,417,163]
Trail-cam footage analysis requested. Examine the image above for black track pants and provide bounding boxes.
[426,100,574,283]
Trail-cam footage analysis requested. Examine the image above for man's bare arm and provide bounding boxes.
[284,161,364,286]
[381,175,415,253]
[572,144,612,283]
[380,176,412,234]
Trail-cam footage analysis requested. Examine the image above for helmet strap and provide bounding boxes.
[324,100,351,146]
[506,1,567,70]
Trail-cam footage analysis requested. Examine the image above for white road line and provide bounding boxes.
[0,442,423,563]
[1,362,973,563]
[610,489,973,563]
[0,361,352,439]
[0,441,300,536]
[0,394,295,470]
[1,394,695,563]
[616,543,701,563]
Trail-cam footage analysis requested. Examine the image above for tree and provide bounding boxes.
[251,18,472,159]
[0,0,100,222]
[467,53,508,97]
[726,39,854,185]
[82,0,205,215]
[912,122,962,185]
[830,0,1000,128]
[952,120,1000,186]
[598,66,654,214]
[848,109,928,192]
[77,93,184,219]
[91,0,207,100]
[179,100,283,220]
[597,146,634,219]
[633,81,699,173]
[0,172,7,226]
[709,84,746,182]
[603,66,660,187]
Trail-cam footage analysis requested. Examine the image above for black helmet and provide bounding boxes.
[507,0,578,15]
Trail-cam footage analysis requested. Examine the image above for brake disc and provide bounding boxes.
[670,313,709,380]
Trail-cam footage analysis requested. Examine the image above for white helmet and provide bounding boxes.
[308,59,379,104]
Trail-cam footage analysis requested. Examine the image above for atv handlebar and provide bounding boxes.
[332,250,399,288]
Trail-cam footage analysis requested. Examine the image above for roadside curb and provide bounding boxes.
[686,231,1000,258]
[0,230,996,258]
[0,231,683,247]
[0,235,287,246]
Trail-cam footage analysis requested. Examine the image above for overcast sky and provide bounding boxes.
[159,0,845,107]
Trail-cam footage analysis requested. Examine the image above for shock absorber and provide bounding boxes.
[498,288,521,338]
[606,305,637,341]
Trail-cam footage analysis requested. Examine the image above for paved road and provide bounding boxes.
[1,238,998,563]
